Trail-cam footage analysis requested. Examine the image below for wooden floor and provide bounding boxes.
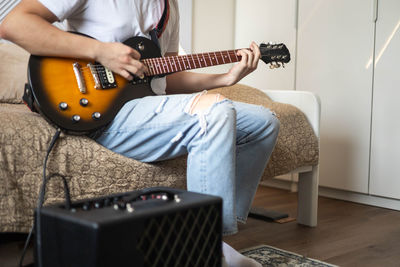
[2,186,400,267]
[225,186,400,267]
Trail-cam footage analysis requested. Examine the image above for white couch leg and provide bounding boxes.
[297,165,319,227]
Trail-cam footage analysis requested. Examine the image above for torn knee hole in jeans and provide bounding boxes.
[185,91,225,115]
[184,91,227,135]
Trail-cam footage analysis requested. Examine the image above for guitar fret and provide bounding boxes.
[169,58,174,72]
[213,52,219,64]
[154,57,160,74]
[175,56,183,72]
[190,54,196,69]
[194,54,200,68]
[149,58,155,75]
[166,57,173,73]
[196,54,202,68]
[195,54,200,68]
[170,56,178,72]
[170,56,180,72]
[234,51,240,61]
[156,58,162,74]
[185,56,191,69]
[220,51,226,64]
[180,56,187,70]
[164,58,170,73]
[227,51,233,63]
[150,59,156,76]
[207,53,214,66]
[159,57,166,73]
[163,57,169,73]
[148,60,154,76]
[201,53,208,67]
[185,55,191,69]
[143,59,152,76]
[153,58,160,75]
[186,55,193,69]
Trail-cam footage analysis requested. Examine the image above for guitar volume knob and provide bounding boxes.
[92,112,101,120]
[59,102,68,111]
[72,115,81,123]
[80,98,89,107]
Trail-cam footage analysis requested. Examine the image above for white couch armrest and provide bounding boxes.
[263,90,321,227]
[264,90,321,138]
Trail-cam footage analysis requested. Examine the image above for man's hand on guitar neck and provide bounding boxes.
[93,42,148,81]
[223,41,261,86]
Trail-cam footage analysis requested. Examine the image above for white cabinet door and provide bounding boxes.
[370,0,400,199]
[235,0,298,91]
[296,0,375,192]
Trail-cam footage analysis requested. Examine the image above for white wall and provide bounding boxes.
[191,0,235,74]
[234,0,298,91]
[177,0,192,54]
[190,0,294,91]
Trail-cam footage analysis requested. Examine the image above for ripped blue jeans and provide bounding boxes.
[92,92,280,235]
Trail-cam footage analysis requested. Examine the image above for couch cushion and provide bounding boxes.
[0,42,29,104]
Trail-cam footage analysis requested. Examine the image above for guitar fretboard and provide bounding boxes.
[142,50,241,76]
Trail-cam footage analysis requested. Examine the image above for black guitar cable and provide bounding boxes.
[19,128,72,267]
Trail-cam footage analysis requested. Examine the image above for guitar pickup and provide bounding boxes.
[96,64,117,89]
[73,62,87,93]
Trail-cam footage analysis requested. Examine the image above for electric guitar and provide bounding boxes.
[27,36,290,133]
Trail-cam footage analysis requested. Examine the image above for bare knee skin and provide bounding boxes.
[189,93,226,114]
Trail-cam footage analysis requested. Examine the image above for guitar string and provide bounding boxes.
[79,52,242,69]
[76,45,279,71]
[78,51,242,73]
[71,46,281,83]
[76,47,285,77]
[78,54,243,78]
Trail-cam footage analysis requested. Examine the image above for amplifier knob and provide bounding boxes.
[94,201,103,209]
[174,194,181,203]
[82,202,91,211]
[113,201,126,210]
[126,203,134,213]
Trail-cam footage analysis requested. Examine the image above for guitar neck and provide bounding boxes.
[142,49,241,76]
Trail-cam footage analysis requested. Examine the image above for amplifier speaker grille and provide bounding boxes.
[137,205,221,267]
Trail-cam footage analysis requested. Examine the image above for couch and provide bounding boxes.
[0,42,320,233]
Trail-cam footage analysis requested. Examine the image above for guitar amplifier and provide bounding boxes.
[34,187,222,267]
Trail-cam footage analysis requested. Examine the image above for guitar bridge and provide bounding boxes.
[88,63,101,89]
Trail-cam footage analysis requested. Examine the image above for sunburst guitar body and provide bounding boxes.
[27,35,290,134]
[28,37,158,133]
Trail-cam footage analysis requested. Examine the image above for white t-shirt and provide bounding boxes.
[38,0,180,94]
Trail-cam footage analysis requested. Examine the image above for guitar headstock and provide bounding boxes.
[259,43,290,68]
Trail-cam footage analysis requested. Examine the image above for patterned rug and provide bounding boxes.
[241,245,338,267]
